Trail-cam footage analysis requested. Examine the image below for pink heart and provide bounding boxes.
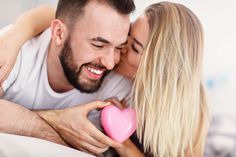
[101,105,136,143]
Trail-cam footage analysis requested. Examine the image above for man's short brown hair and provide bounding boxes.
[56,0,135,27]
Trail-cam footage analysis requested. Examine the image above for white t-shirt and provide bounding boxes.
[0,27,132,127]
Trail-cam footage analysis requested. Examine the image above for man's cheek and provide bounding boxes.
[115,55,121,64]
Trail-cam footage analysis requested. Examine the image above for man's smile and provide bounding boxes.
[84,65,106,79]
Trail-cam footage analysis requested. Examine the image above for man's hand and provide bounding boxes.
[37,101,122,156]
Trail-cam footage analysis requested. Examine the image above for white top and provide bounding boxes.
[0,27,132,127]
[0,133,94,157]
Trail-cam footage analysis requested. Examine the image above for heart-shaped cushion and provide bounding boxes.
[101,105,136,143]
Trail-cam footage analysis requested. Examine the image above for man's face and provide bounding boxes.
[59,1,130,93]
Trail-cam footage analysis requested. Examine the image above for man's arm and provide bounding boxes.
[36,101,122,156]
[0,90,121,156]
[0,97,67,146]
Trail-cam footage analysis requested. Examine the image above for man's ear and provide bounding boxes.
[50,19,68,46]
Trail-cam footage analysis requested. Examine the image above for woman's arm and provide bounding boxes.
[0,5,55,85]
[12,5,55,43]
[114,139,144,157]
[106,98,144,156]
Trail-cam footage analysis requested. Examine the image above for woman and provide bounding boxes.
[115,3,209,157]
[0,2,209,157]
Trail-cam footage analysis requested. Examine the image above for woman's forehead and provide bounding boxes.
[130,15,149,47]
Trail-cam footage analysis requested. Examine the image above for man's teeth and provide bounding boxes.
[87,67,103,75]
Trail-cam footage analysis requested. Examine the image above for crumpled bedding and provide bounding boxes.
[205,115,236,157]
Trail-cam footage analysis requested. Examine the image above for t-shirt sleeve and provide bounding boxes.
[97,72,133,102]
[0,25,21,92]
[110,79,131,101]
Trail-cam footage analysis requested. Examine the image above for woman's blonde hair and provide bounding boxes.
[132,2,209,157]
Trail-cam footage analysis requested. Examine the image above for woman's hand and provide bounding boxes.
[105,98,144,157]
[114,139,144,157]
[105,97,127,109]
[0,28,20,85]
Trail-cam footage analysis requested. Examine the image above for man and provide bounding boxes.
[0,0,135,155]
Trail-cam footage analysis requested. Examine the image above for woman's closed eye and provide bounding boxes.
[131,44,139,53]
[129,35,143,54]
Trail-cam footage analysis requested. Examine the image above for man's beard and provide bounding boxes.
[59,39,110,93]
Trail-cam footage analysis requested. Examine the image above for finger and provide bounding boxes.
[83,101,111,113]
[105,98,124,109]
[0,68,5,82]
[93,130,122,148]
[79,140,108,155]
[88,124,122,148]
[0,68,7,85]
[79,129,107,149]
[121,99,127,105]
[0,73,10,86]
[78,148,89,154]
[105,97,116,102]
[0,65,10,84]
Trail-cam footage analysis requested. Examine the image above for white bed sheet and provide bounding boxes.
[0,133,94,157]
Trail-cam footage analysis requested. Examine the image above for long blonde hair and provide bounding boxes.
[132,2,209,157]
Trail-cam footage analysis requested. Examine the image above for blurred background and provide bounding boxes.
[0,0,236,156]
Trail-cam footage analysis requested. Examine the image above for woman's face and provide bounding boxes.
[115,14,149,79]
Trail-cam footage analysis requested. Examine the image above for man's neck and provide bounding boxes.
[47,41,74,93]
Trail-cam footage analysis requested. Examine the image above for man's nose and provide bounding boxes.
[121,45,128,55]
[101,49,120,70]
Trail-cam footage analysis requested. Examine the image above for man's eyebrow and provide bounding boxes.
[91,37,128,47]
[91,37,110,44]
[133,37,144,48]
